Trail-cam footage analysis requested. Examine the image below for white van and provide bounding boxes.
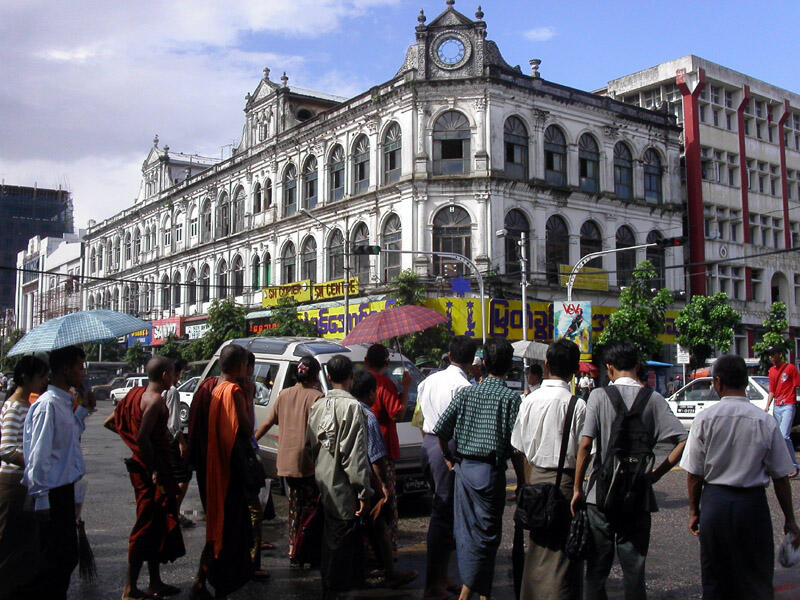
[110,376,149,405]
[200,337,429,496]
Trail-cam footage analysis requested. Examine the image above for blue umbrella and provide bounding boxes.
[8,310,151,356]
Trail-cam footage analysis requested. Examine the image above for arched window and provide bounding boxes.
[131,283,139,315]
[90,248,96,273]
[579,133,600,193]
[201,199,212,242]
[302,237,317,281]
[124,233,132,261]
[122,285,130,314]
[382,214,402,282]
[383,122,402,184]
[232,256,244,296]
[133,229,141,256]
[504,116,529,180]
[161,275,170,310]
[216,260,228,298]
[432,206,472,276]
[580,220,603,269]
[352,223,370,284]
[545,215,569,284]
[328,230,345,280]
[504,209,530,275]
[614,142,633,199]
[264,179,273,209]
[172,272,181,308]
[144,228,151,252]
[616,226,636,287]
[433,111,470,175]
[262,252,272,287]
[112,288,119,312]
[283,164,297,216]
[174,212,184,245]
[88,294,95,310]
[251,255,260,291]
[281,243,296,284]
[329,146,345,201]
[200,265,210,302]
[150,227,157,251]
[231,187,245,234]
[216,193,230,237]
[113,237,121,266]
[303,156,318,209]
[253,182,262,213]
[98,245,104,270]
[643,149,663,203]
[646,231,666,287]
[163,216,172,248]
[353,135,370,194]
[544,125,567,186]
[187,268,197,305]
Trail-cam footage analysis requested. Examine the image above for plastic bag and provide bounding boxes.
[778,533,800,568]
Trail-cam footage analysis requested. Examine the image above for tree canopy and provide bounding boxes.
[675,292,741,369]
[751,301,789,372]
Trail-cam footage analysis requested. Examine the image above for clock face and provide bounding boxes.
[437,37,466,66]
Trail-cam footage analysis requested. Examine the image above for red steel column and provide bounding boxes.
[677,68,707,296]
[778,99,792,249]
[737,85,753,299]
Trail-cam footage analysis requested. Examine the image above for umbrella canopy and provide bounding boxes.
[342,305,447,346]
[511,340,549,361]
[578,362,599,375]
[8,310,151,356]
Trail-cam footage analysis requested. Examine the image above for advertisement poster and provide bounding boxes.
[553,301,592,354]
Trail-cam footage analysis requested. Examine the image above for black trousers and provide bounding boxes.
[25,483,78,600]
[700,484,774,600]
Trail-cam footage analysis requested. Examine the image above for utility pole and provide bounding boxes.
[519,231,529,370]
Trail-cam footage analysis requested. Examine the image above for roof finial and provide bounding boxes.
[280,72,289,87]
[153,134,159,148]
[417,8,426,24]
[263,67,271,81]
[163,144,169,155]
[475,5,484,19]
[446,0,455,6]
[529,58,541,78]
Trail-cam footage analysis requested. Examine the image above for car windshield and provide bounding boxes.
[752,376,769,392]
[178,377,199,393]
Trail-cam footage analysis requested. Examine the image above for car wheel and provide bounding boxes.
[179,402,190,425]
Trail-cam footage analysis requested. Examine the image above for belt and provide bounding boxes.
[456,453,503,466]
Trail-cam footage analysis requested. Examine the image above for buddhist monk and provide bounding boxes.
[190,344,254,599]
[107,356,185,600]
[187,373,219,510]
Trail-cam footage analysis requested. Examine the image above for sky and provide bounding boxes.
[2,0,799,230]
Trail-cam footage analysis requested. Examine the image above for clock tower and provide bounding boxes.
[396,0,518,80]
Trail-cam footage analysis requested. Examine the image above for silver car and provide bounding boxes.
[200,337,429,496]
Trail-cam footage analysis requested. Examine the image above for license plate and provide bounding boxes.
[677,405,696,414]
[399,477,430,494]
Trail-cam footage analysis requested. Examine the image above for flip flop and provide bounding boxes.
[384,569,418,589]
[147,586,181,600]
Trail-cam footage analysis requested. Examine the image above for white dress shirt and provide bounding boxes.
[417,364,472,434]
[511,379,586,469]
[680,395,795,487]
[523,384,541,404]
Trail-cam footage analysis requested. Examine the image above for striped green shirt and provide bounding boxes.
[433,375,521,463]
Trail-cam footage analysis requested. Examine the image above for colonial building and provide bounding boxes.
[15,231,85,332]
[81,1,684,342]
[600,56,800,357]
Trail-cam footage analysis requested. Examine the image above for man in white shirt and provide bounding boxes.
[417,335,476,600]
[681,354,800,599]
[512,339,584,599]
[523,364,543,399]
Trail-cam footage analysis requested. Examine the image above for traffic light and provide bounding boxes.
[655,236,686,248]
[352,245,381,255]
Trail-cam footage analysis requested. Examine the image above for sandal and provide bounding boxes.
[384,569,418,589]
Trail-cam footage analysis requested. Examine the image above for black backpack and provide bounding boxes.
[591,385,655,522]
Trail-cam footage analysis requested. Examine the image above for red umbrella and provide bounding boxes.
[578,362,599,376]
[342,304,448,346]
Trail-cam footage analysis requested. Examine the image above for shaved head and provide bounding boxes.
[220,344,249,374]
[146,356,174,383]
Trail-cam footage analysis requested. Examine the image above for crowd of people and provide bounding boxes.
[0,337,799,599]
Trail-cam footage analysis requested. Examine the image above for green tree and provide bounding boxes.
[0,329,25,372]
[180,339,208,363]
[157,334,185,360]
[675,292,741,369]
[597,260,673,362]
[124,343,148,372]
[751,301,789,372]
[83,340,124,362]
[261,298,318,338]
[394,269,425,306]
[199,298,247,358]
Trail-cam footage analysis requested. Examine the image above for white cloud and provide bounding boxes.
[524,26,556,42]
[0,0,398,230]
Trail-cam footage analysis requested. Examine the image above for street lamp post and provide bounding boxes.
[565,243,657,303]
[519,231,529,369]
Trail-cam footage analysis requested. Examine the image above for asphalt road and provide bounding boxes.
[63,403,800,600]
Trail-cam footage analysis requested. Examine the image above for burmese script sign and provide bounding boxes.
[261,278,359,307]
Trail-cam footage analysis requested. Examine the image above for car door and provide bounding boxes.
[251,360,286,478]
[671,378,720,423]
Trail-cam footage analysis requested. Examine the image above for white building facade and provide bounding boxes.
[601,56,800,358]
[81,3,684,338]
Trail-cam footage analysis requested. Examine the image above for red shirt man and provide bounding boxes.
[365,344,411,461]
[766,349,800,408]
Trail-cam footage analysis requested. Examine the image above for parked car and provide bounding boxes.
[92,374,135,402]
[666,375,773,428]
[176,376,201,425]
[199,337,429,497]
[110,376,149,405]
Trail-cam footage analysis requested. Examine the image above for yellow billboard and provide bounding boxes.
[559,265,609,291]
[261,280,312,307]
[311,278,359,302]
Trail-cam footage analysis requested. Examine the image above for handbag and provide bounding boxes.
[232,436,267,493]
[565,508,591,560]
[514,394,578,549]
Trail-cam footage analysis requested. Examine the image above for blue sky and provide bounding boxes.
[1,0,798,229]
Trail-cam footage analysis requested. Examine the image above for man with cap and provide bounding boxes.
[764,346,800,477]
